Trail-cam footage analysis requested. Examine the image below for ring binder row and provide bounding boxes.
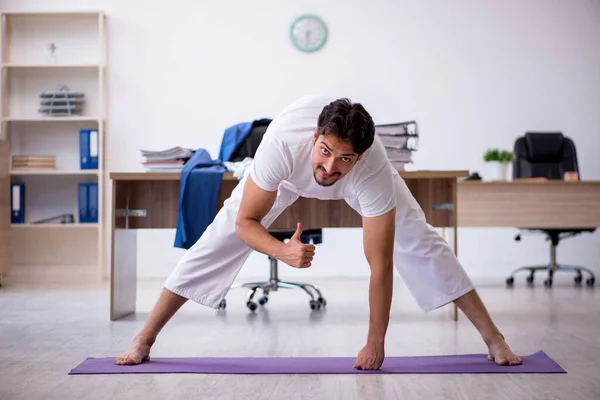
[79,183,98,223]
[80,129,99,170]
[9,182,98,224]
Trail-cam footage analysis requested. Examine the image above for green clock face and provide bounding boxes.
[290,14,327,53]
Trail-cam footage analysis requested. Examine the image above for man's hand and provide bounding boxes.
[280,222,315,268]
[354,341,385,370]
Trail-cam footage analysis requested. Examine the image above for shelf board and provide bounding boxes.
[10,169,100,176]
[11,223,99,229]
[2,64,102,70]
[1,11,104,18]
[3,116,101,123]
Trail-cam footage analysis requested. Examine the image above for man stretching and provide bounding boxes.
[116,95,522,370]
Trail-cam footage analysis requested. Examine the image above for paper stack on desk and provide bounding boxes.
[375,121,419,171]
[140,146,194,171]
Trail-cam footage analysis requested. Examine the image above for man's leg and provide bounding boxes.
[453,290,521,364]
[114,288,187,365]
[115,173,299,365]
[389,172,522,365]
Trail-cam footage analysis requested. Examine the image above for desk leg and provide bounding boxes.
[111,228,138,320]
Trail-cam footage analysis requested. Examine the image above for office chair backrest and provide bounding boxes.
[513,132,579,180]
[229,121,271,162]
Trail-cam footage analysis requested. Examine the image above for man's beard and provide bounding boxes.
[313,166,339,187]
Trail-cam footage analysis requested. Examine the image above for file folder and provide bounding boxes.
[78,183,88,223]
[80,129,90,169]
[80,129,99,169]
[88,182,98,223]
[10,183,25,224]
[89,129,99,169]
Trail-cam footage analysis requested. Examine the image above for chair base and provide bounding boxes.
[218,256,327,312]
[506,264,595,288]
[507,234,596,288]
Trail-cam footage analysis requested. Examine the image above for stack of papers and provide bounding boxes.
[140,146,194,171]
[375,121,419,170]
[12,155,56,170]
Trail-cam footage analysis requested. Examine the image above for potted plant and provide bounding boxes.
[483,148,515,181]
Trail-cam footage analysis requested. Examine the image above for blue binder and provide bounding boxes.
[79,129,90,169]
[87,182,98,223]
[10,183,25,224]
[78,183,88,223]
[89,129,98,169]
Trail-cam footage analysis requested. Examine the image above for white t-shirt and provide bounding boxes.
[249,95,397,218]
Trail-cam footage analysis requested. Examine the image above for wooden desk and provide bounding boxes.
[110,170,468,320]
[457,180,600,228]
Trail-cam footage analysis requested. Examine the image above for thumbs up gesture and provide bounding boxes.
[282,222,315,269]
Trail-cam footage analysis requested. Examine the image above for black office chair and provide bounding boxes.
[505,132,595,288]
[220,120,327,311]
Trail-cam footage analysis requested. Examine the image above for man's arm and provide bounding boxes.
[235,175,314,269]
[364,206,396,343]
[235,175,284,257]
[354,206,396,370]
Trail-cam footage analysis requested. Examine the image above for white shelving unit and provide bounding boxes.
[0,11,107,279]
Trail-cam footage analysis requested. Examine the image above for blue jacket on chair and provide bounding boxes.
[173,119,271,249]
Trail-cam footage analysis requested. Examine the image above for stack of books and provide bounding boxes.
[140,146,194,171]
[11,155,56,171]
[375,121,419,170]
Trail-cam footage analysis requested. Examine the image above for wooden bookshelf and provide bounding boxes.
[0,11,107,283]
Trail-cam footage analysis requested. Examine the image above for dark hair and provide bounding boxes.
[316,98,375,154]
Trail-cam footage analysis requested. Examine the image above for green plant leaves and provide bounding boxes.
[483,148,514,163]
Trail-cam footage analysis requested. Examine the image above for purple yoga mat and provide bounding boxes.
[69,350,565,375]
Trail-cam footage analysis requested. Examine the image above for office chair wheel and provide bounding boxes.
[544,278,553,287]
[574,275,583,285]
[586,277,595,287]
[218,299,226,310]
[506,277,514,287]
[526,275,534,285]
[317,297,327,307]
[246,301,258,312]
[258,296,268,306]
[309,300,321,310]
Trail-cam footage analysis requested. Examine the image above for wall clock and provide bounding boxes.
[290,14,328,53]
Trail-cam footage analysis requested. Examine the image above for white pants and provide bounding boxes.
[164,169,475,312]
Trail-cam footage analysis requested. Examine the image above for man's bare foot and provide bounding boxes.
[114,337,153,365]
[487,334,522,366]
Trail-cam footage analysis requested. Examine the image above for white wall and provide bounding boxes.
[6,0,600,283]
